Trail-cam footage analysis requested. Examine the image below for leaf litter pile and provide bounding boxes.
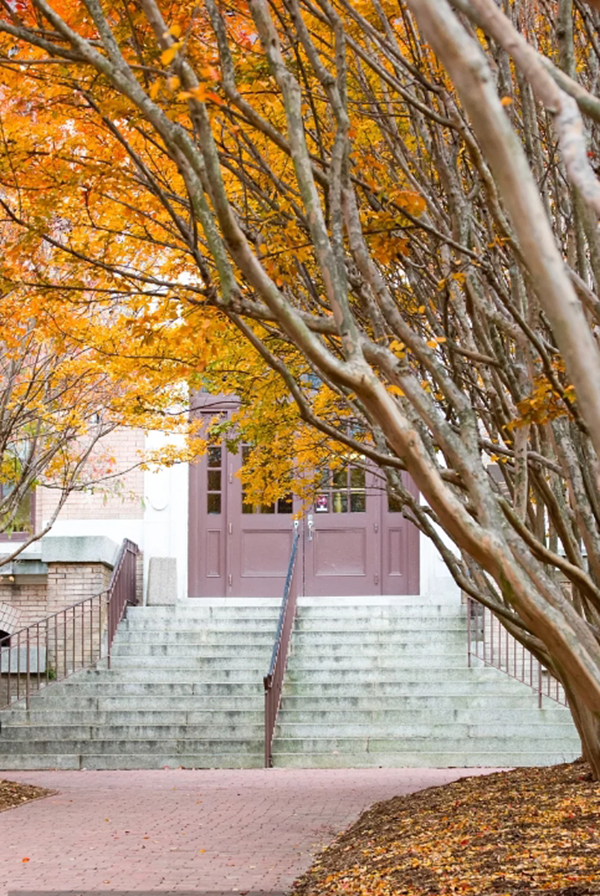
[292,762,600,896]
[0,778,52,812]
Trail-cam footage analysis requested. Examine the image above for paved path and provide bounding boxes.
[0,768,501,895]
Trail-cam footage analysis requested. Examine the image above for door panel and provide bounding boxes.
[188,441,227,597]
[240,529,292,577]
[304,463,380,596]
[381,472,420,595]
[227,445,297,597]
[313,527,367,576]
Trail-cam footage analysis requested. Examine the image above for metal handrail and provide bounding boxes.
[0,539,139,709]
[466,595,566,706]
[264,525,300,768]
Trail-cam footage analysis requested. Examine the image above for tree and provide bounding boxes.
[3,0,600,772]
[0,219,203,561]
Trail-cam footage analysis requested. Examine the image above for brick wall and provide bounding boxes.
[36,428,145,525]
[0,563,113,631]
[0,583,48,631]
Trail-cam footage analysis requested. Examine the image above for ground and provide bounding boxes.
[2,764,593,896]
[0,767,492,894]
[292,761,600,896]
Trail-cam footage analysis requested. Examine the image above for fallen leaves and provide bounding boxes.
[291,762,600,896]
[0,779,53,813]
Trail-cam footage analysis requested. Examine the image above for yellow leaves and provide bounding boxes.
[161,42,183,66]
[500,95,513,106]
[508,376,576,430]
[387,385,404,397]
[200,65,220,82]
[149,80,162,101]
[391,189,427,216]
[178,84,223,105]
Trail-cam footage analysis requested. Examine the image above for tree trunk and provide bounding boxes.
[561,674,600,778]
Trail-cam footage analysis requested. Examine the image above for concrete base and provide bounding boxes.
[146,557,177,606]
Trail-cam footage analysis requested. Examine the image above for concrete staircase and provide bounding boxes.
[0,596,581,770]
[0,600,279,770]
[271,597,581,768]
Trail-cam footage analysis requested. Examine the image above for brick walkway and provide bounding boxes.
[0,768,501,895]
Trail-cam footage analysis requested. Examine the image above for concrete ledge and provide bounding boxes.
[147,557,177,606]
[41,536,119,567]
[0,559,48,577]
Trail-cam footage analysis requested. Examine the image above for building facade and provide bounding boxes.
[0,408,459,624]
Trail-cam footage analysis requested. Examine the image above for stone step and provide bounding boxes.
[271,750,580,769]
[0,737,264,755]
[108,657,267,672]
[297,596,459,609]
[285,654,470,669]
[269,735,579,753]
[275,707,571,725]
[27,681,262,697]
[283,669,527,685]
[127,604,281,618]
[1,709,264,726]
[115,630,279,644]
[0,753,265,770]
[274,722,578,739]
[293,618,467,631]
[290,630,467,643]
[12,695,263,712]
[125,619,280,632]
[53,670,265,686]
[279,693,562,710]
[0,723,265,740]
[110,643,273,658]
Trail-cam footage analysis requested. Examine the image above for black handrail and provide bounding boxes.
[264,526,300,767]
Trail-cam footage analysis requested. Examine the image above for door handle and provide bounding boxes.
[307,513,314,542]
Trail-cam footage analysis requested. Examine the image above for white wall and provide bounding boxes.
[47,431,189,601]
[142,433,189,600]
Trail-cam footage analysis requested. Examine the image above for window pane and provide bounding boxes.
[260,503,275,514]
[332,467,347,489]
[350,492,366,513]
[277,494,293,514]
[208,446,221,468]
[332,491,348,513]
[1,486,34,534]
[242,498,254,514]
[242,445,251,464]
[350,467,365,489]
[207,470,221,491]
[207,493,221,514]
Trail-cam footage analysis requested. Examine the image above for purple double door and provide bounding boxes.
[188,440,420,598]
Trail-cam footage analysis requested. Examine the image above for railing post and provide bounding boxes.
[466,595,471,668]
[264,526,299,768]
[26,628,31,711]
[264,674,272,768]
